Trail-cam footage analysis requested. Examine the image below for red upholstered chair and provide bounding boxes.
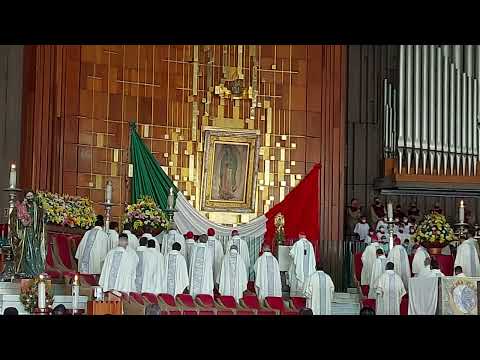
[265,296,297,315]
[198,309,216,315]
[236,309,256,315]
[176,294,196,308]
[195,294,218,309]
[217,309,235,315]
[216,295,238,310]
[239,295,279,315]
[142,292,159,304]
[167,309,182,315]
[289,296,307,311]
[158,293,176,308]
[129,292,145,305]
[182,310,198,315]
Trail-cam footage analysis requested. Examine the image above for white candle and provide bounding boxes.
[9,163,16,189]
[128,164,134,178]
[105,181,113,203]
[387,202,393,220]
[38,275,46,309]
[459,200,465,223]
[167,187,174,210]
[72,284,79,310]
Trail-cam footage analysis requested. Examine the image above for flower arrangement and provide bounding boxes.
[37,192,96,229]
[414,212,456,248]
[19,278,54,314]
[124,196,170,231]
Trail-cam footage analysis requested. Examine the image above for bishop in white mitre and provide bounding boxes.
[387,237,411,290]
[375,262,406,315]
[412,244,430,276]
[75,217,110,274]
[207,228,224,285]
[225,230,251,275]
[455,235,480,277]
[147,239,165,293]
[184,231,196,269]
[254,245,282,301]
[361,238,380,285]
[163,242,189,297]
[99,233,139,293]
[304,264,335,315]
[218,244,248,301]
[288,232,316,296]
[189,234,214,297]
[161,224,186,257]
[123,222,139,250]
[368,248,388,298]
[134,237,159,293]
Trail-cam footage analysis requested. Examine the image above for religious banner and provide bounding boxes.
[439,276,480,315]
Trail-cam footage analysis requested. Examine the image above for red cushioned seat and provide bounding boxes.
[217,309,235,315]
[289,296,307,311]
[182,309,198,315]
[236,309,256,315]
[265,296,295,315]
[217,295,238,309]
[142,292,159,304]
[158,293,176,307]
[198,310,216,315]
[257,309,278,315]
[195,294,216,308]
[129,292,145,305]
[240,295,262,310]
[176,294,196,308]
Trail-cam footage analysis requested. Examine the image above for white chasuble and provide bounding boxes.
[412,246,430,275]
[163,250,189,297]
[207,236,224,284]
[189,243,214,297]
[161,230,186,257]
[388,244,411,290]
[123,230,139,250]
[361,242,380,285]
[254,252,282,301]
[134,246,159,293]
[368,255,387,299]
[107,230,119,252]
[99,247,139,293]
[147,248,165,294]
[288,239,316,296]
[226,236,251,274]
[185,240,196,269]
[455,240,480,277]
[304,270,335,315]
[75,226,110,274]
[375,270,406,315]
[218,251,248,301]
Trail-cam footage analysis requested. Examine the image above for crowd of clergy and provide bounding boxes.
[74,216,336,315]
[355,199,480,315]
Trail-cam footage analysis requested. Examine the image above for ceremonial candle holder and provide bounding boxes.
[0,245,16,282]
[102,201,113,232]
[385,217,396,253]
[163,208,177,223]
[454,222,469,243]
[2,187,22,240]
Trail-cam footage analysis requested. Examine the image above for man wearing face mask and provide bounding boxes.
[354,216,370,242]
[10,191,46,277]
[370,197,385,224]
[346,198,363,235]
[408,202,421,223]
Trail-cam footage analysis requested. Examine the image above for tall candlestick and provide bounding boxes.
[105,180,113,204]
[459,200,465,223]
[9,163,16,189]
[72,275,79,310]
[387,202,393,220]
[167,187,174,210]
[38,275,46,309]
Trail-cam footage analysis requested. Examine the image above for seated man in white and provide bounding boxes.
[304,264,335,315]
[163,242,189,297]
[189,234,214,298]
[99,233,139,293]
[375,262,406,315]
[75,217,110,275]
[218,245,248,301]
[254,245,282,301]
[288,232,316,297]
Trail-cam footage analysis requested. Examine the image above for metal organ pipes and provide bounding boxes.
[386,45,480,178]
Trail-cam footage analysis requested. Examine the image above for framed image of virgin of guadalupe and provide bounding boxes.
[201,127,260,213]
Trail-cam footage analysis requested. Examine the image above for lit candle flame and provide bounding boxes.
[11,163,16,170]
[460,200,464,207]
[39,274,44,280]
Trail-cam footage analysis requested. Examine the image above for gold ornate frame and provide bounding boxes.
[201,127,260,213]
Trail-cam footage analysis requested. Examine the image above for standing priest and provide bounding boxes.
[254,245,282,301]
[288,232,316,296]
[207,228,224,287]
[76,216,110,274]
[388,237,411,290]
[455,232,480,277]
[218,244,248,301]
[189,234,214,298]
[375,262,406,315]
[226,230,250,275]
[163,242,189,297]
[304,264,335,315]
[161,224,186,257]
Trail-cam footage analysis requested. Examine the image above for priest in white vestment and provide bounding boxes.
[412,244,430,276]
[184,231,196,269]
[163,242,189,296]
[99,233,139,293]
[454,236,480,277]
[417,257,433,278]
[304,264,335,315]
[361,239,380,285]
[430,259,445,277]
[388,238,411,290]
[368,248,388,298]
[141,225,160,252]
[147,239,165,293]
[254,245,282,301]
[107,222,119,251]
[218,245,248,301]
[455,266,466,277]
[161,224,186,257]
[375,262,406,315]
[354,216,370,242]
[134,237,159,293]
[226,230,251,275]
[189,234,214,298]
[123,222,139,250]
[207,228,224,286]
[75,218,110,274]
[288,232,316,296]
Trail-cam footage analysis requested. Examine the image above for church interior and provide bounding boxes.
[0,44,479,316]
